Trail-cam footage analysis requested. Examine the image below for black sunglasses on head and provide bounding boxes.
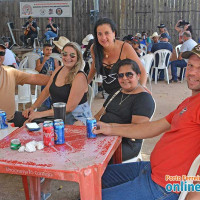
[61,51,76,58]
[0,51,5,56]
[117,72,134,79]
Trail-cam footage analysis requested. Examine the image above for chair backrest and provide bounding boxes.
[17,84,31,102]
[50,53,63,66]
[141,54,154,77]
[18,57,28,70]
[22,52,40,70]
[178,154,200,200]
[175,44,182,59]
[153,49,172,69]
[87,85,94,108]
[140,44,147,53]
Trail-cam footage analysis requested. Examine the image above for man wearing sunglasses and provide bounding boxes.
[0,39,50,127]
[94,44,200,200]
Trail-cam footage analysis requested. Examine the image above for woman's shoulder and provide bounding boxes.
[131,91,154,101]
[74,70,88,80]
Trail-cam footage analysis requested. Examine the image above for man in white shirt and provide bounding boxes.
[170,31,197,82]
[2,38,18,68]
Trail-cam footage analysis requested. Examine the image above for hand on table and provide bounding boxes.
[27,111,44,122]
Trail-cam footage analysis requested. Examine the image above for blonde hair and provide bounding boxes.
[62,42,84,84]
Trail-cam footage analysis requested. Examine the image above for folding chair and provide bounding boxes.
[7,22,20,49]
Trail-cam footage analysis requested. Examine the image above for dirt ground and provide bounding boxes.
[0,80,191,200]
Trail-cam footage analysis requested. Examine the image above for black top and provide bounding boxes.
[100,42,125,94]
[101,91,155,124]
[46,23,57,34]
[49,68,87,105]
[23,21,38,35]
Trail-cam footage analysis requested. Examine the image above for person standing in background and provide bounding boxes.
[175,20,193,44]
[87,18,147,96]
[35,44,59,110]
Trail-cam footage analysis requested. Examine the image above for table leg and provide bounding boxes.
[79,167,101,200]
[113,143,122,164]
[29,176,41,200]
[21,175,30,200]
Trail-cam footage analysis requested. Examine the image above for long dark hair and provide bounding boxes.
[93,18,117,74]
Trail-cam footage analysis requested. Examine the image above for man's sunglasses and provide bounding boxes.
[61,51,76,58]
[0,51,5,56]
[117,72,134,79]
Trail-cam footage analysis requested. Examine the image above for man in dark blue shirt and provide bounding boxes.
[151,33,173,80]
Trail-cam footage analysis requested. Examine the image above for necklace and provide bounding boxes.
[119,93,130,105]
[119,85,140,105]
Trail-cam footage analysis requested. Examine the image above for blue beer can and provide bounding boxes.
[54,119,64,125]
[0,110,8,129]
[86,118,97,138]
[54,122,65,144]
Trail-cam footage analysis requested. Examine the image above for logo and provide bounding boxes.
[102,73,117,84]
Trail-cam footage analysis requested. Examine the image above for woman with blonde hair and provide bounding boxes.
[23,42,92,125]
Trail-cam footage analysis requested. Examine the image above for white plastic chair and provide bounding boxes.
[178,154,200,200]
[15,84,38,111]
[18,57,28,70]
[15,69,39,110]
[88,58,103,97]
[87,85,94,108]
[175,44,186,83]
[141,53,154,92]
[151,49,172,84]
[140,44,147,54]
[33,27,40,47]
[22,52,40,70]
[50,53,63,66]
[175,44,182,59]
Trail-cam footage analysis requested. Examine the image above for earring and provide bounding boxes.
[113,38,116,42]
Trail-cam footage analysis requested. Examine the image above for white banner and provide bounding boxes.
[20,1,72,18]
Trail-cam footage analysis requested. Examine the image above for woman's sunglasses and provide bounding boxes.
[0,51,5,56]
[117,72,134,79]
[61,51,76,58]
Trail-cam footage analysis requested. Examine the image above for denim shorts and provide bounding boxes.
[71,102,92,125]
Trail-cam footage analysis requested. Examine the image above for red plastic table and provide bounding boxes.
[0,125,122,200]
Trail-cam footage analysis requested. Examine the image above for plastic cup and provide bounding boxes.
[53,102,66,123]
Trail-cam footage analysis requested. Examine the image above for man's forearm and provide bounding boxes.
[102,118,170,139]
[28,74,50,86]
